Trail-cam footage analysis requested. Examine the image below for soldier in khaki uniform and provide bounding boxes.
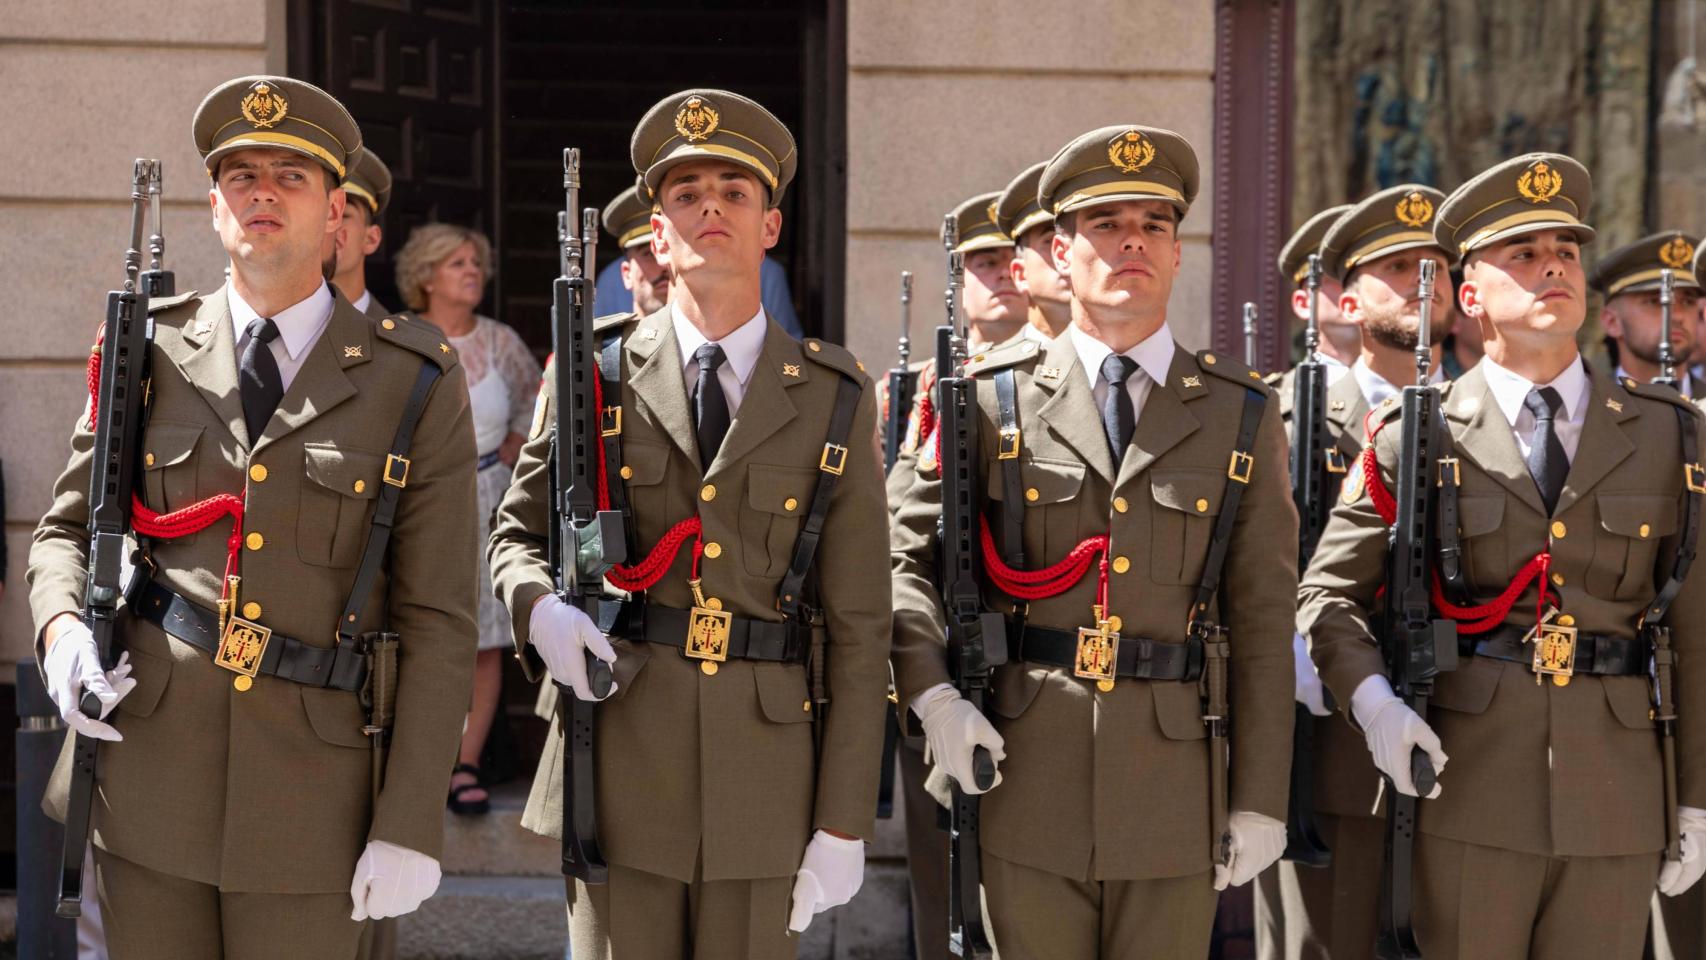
[1255,185,1455,960]
[996,161,1072,340]
[1301,154,1706,959]
[603,183,670,319]
[328,146,395,320]
[487,89,892,959]
[1281,204,1361,373]
[29,76,478,958]
[889,125,1298,958]
[1594,232,1706,399]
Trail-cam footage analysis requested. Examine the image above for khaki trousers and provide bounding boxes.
[981,851,1218,959]
[900,737,955,960]
[1655,884,1706,960]
[567,861,799,959]
[95,846,363,960]
[1414,834,1655,960]
[1254,812,1384,960]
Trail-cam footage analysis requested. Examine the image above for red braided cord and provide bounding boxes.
[86,336,102,429]
[979,520,1108,600]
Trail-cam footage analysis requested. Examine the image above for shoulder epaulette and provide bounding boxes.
[963,337,1041,377]
[377,314,458,371]
[1262,370,1286,387]
[1194,349,1271,395]
[593,311,638,334]
[1623,377,1703,415]
[801,337,867,380]
[146,290,199,314]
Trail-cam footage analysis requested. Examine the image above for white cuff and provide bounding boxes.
[910,682,957,721]
[1349,673,1398,729]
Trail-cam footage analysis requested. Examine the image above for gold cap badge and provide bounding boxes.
[240,80,290,130]
[1107,129,1156,175]
[1661,235,1695,270]
[1394,191,1434,228]
[675,95,720,143]
[1517,159,1563,204]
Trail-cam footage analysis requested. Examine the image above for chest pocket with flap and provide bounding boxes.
[298,444,383,568]
[1590,493,1678,600]
[740,464,819,578]
[1455,495,1506,589]
[988,458,1085,564]
[1150,468,1224,586]
[141,421,204,522]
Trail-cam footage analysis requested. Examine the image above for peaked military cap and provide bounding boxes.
[1320,185,1452,282]
[631,89,798,208]
[194,76,361,180]
[1435,153,1595,257]
[995,162,1052,242]
[947,192,1010,254]
[341,146,392,217]
[602,184,653,250]
[1038,125,1199,220]
[1589,231,1702,297]
[1277,204,1352,285]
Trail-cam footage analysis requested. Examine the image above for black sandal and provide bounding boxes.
[448,762,490,816]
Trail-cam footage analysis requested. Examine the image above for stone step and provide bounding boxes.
[399,875,565,960]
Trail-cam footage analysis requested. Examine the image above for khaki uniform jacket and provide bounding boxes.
[29,285,479,893]
[889,334,1299,882]
[1300,362,1706,857]
[487,306,893,885]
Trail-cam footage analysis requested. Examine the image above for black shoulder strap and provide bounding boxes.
[1432,409,1470,604]
[336,361,443,645]
[598,333,635,561]
[993,368,1026,568]
[1188,387,1266,630]
[778,375,863,621]
[1643,406,1704,628]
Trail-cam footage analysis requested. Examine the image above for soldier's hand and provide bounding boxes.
[1659,807,1706,897]
[787,830,866,933]
[1213,811,1286,890]
[914,684,1005,795]
[1352,676,1448,799]
[1293,633,1332,717]
[349,840,442,920]
[42,617,137,742]
[529,595,617,702]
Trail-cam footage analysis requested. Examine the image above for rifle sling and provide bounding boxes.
[599,333,634,558]
[1645,405,1703,628]
[994,368,1026,569]
[777,374,862,622]
[1189,387,1268,626]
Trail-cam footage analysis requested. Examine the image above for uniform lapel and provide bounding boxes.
[1116,343,1202,487]
[253,292,366,453]
[706,322,799,477]
[1442,365,1548,517]
[625,306,700,467]
[1325,372,1369,457]
[1553,369,1637,515]
[1033,337,1116,483]
[176,285,251,448]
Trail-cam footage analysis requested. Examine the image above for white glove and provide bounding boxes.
[1293,633,1331,717]
[1213,811,1287,890]
[42,620,136,742]
[787,830,866,933]
[529,595,616,702]
[1352,675,1448,799]
[349,840,442,921]
[1659,807,1706,897]
[913,683,1005,795]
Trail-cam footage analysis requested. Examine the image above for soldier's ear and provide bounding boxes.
[1050,231,1071,275]
[326,187,346,236]
[761,207,782,250]
[1338,286,1362,325]
[363,224,383,256]
[1009,251,1029,293]
[650,213,670,262]
[1600,305,1623,339]
[1458,276,1484,319]
[1291,287,1311,322]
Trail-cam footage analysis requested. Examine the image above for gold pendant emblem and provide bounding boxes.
[1074,605,1120,686]
[239,81,290,130]
[1394,191,1434,228]
[685,579,731,665]
[675,95,721,142]
[782,363,801,377]
[1516,160,1564,204]
[1107,130,1156,175]
[214,616,273,678]
[1525,612,1577,686]
[1660,235,1695,270]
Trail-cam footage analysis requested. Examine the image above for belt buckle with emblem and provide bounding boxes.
[685,578,731,675]
[1075,604,1121,692]
[1525,610,1577,686]
[214,615,272,691]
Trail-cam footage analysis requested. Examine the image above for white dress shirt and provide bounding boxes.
[672,303,768,416]
[229,281,335,393]
[1319,351,1351,387]
[1479,354,1590,463]
[1350,357,1445,409]
[1069,321,1175,423]
[350,289,374,316]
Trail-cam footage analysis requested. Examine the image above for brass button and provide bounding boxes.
[382,319,396,330]
[620,466,634,480]
[802,700,812,712]
[354,479,367,494]
[249,464,267,483]
[1112,555,1130,574]
[246,532,264,551]
[1106,615,1122,632]
[1195,498,1209,513]
[700,660,719,676]
[1551,573,1565,587]
[1551,521,1566,539]
[783,497,798,511]
[701,484,716,502]
[242,601,262,620]
[145,452,156,467]
[233,675,253,692]
[1203,353,1217,365]
[808,341,822,352]
[1025,487,1040,502]
[704,542,722,559]
[1096,679,1115,692]
[1640,523,1652,539]
[1113,496,1129,514]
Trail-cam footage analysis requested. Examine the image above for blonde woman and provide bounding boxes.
[396,223,541,815]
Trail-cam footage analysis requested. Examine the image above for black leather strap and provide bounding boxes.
[599,602,813,663]
[1188,387,1266,629]
[599,333,634,560]
[1014,623,1205,681]
[1433,411,1470,604]
[1462,624,1651,677]
[138,581,367,691]
[1643,406,1703,628]
[777,375,862,621]
[994,368,1026,568]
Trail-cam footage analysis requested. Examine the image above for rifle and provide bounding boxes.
[546,148,622,884]
[1375,258,1458,959]
[1242,301,1258,367]
[1658,268,1679,389]
[58,161,155,918]
[883,271,916,473]
[1282,256,1332,866]
[937,214,1007,959]
[141,160,175,298]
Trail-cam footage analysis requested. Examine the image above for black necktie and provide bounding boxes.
[238,317,284,446]
[1522,386,1569,515]
[692,343,732,473]
[1100,353,1139,467]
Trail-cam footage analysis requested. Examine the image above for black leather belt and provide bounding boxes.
[1013,623,1205,681]
[136,581,368,692]
[577,597,811,664]
[1463,624,1650,677]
